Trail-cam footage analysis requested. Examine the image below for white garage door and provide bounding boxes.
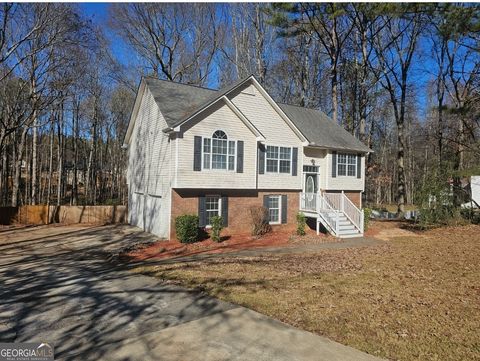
[144,195,163,236]
[129,192,145,230]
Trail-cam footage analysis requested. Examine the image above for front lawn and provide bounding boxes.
[134,223,480,361]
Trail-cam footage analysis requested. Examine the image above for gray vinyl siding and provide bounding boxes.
[127,87,173,238]
[230,84,303,190]
[176,101,257,189]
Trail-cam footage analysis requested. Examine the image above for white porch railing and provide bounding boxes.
[299,191,364,235]
[300,192,317,212]
[341,193,363,232]
[299,192,341,235]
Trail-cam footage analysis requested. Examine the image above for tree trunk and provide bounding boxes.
[72,99,79,205]
[46,114,54,206]
[331,52,338,124]
[11,128,28,206]
[31,114,38,204]
[254,4,266,84]
[396,122,406,214]
[359,21,368,144]
[56,105,64,206]
[330,17,339,124]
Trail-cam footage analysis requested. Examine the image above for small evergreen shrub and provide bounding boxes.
[363,208,372,230]
[210,215,223,242]
[296,212,306,236]
[250,206,271,236]
[175,214,199,243]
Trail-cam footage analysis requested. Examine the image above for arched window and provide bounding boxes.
[203,130,235,170]
[213,130,227,139]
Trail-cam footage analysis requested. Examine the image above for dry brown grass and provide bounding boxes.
[135,224,480,361]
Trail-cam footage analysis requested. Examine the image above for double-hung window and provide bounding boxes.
[268,195,281,224]
[266,145,291,173]
[205,195,221,226]
[203,130,235,170]
[337,153,357,176]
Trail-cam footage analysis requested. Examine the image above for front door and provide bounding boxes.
[305,174,316,194]
[303,165,319,194]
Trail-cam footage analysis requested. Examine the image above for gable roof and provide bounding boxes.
[143,75,306,143]
[278,103,371,153]
[126,76,371,153]
[144,77,217,128]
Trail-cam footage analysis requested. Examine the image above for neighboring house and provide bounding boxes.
[123,75,371,239]
[461,175,480,208]
[470,176,480,207]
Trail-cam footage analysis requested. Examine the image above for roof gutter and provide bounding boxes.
[162,127,177,134]
[305,143,373,153]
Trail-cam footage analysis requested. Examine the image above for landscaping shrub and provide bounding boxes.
[175,214,199,243]
[250,206,271,236]
[296,212,306,236]
[461,208,480,224]
[415,172,458,227]
[210,215,223,242]
[363,208,372,231]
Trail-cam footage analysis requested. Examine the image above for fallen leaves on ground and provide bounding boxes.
[134,223,480,361]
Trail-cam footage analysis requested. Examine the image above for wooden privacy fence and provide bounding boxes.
[0,205,127,225]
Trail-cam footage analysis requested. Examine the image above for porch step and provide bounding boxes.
[301,192,363,238]
[338,224,358,233]
[338,232,363,238]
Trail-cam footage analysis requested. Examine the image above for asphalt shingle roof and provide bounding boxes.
[144,77,371,153]
[144,78,216,127]
[278,103,371,153]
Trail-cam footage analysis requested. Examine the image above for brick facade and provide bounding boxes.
[170,189,299,240]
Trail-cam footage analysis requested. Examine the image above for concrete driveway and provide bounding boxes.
[0,225,383,361]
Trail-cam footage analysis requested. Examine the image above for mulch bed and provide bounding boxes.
[121,227,334,261]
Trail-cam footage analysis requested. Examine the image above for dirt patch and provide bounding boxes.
[368,220,423,241]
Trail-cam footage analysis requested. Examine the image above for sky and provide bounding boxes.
[80,3,108,22]
[77,2,446,120]
[80,3,133,67]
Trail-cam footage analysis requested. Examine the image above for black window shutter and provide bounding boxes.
[263,195,269,208]
[357,154,362,179]
[292,147,298,176]
[332,151,337,178]
[258,144,265,174]
[198,196,206,227]
[193,136,202,171]
[237,141,244,173]
[281,195,287,224]
[221,196,228,226]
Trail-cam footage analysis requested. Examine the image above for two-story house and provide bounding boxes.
[123,75,371,239]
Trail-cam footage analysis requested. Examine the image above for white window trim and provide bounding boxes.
[267,195,282,225]
[201,131,236,172]
[336,153,357,177]
[205,194,222,228]
[265,145,292,174]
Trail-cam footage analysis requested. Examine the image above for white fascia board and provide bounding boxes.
[222,96,265,139]
[172,96,225,132]
[123,79,146,147]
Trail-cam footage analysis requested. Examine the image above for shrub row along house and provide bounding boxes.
[123,75,371,239]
